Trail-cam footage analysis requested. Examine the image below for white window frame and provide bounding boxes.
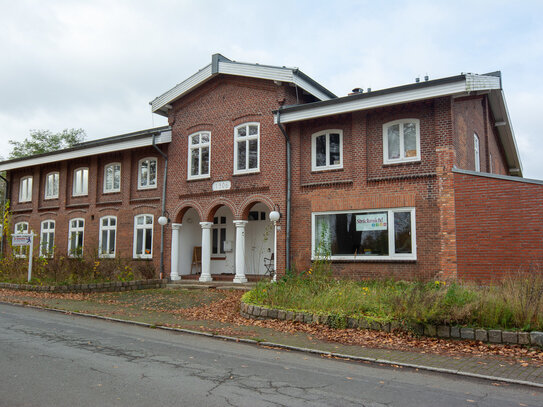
[311,207,417,261]
[73,167,89,196]
[383,119,421,164]
[103,163,121,193]
[311,129,343,171]
[19,176,32,202]
[40,220,55,258]
[188,131,211,180]
[44,172,59,200]
[138,158,158,189]
[474,133,480,172]
[234,122,260,175]
[68,218,85,257]
[99,216,117,258]
[13,221,29,258]
[133,214,153,259]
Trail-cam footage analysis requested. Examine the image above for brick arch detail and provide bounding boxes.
[204,198,237,222]
[172,200,204,223]
[239,194,275,219]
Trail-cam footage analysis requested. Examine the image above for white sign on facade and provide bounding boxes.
[212,180,231,191]
[355,213,388,231]
[12,234,33,246]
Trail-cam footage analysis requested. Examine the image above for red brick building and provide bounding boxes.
[1,54,540,282]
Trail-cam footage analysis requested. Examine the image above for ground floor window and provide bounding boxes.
[312,208,416,260]
[68,218,85,257]
[13,221,29,258]
[212,216,226,256]
[40,220,55,257]
[99,216,117,258]
[134,214,153,258]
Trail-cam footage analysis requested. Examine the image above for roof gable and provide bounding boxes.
[150,54,336,117]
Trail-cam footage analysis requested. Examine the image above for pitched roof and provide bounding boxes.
[274,72,522,177]
[150,54,336,116]
[0,126,171,171]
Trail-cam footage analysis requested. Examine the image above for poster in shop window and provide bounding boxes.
[355,213,387,231]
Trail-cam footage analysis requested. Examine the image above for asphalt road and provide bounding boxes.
[0,303,541,407]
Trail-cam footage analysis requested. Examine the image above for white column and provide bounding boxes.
[233,220,248,283]
[170,223,182,281]
[199,222,213,282]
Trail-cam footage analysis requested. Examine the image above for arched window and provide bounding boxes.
[44,172,59,199]
[133,214,153,258]
[311,129,343,171]
[188,131,211,179]
[40,220,55,257]
[104,163,121,193]
[73,168,89,196]
[383,119,420,164]
[19,176,32,202]
[68,218,85,257]
[99,216,117,257]
[234,123,259,174]
[138,158,157,189]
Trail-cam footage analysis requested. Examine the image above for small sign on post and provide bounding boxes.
[12,233,34,282]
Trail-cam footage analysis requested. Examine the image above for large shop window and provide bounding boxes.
[234,123,259,174]
[134,214,153,258]
[40,220,55,257]
[99,216,117,258]
[68,218,85,257]
[312,208,416,260]
[138,158,157,189]
[104,163,121,193]
[188,131,210,179]
[312,130,343,171]
[383,119,420,164]
[45,172,59,199]
[73,168,89,196]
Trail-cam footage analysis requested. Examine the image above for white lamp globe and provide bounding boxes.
[158,216,169,226]
[269,211,280,222]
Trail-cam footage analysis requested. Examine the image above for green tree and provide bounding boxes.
[8,128,86,159]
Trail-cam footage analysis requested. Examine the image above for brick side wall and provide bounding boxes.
[454,172,543,281]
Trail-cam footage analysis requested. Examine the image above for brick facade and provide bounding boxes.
[2,60,535,282]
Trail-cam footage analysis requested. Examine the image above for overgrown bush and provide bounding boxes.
[245,267,543,331]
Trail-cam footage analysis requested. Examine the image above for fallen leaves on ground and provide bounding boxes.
[2,288,542,366]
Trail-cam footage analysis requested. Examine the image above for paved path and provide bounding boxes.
[1,303,542,406]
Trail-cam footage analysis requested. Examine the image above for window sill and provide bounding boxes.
[44,196,59,201]
[233,170,260,177]
[311,166,343,173]
[72,194,89,198]
[312,257,417,263]
[187,176,211,182]
[103,190,121,194]
[383,159,421,167]
[137,186,158,191]
[133,257,153,261]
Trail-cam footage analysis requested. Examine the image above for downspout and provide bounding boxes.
[152,134,168,279]
[276,108,291,272]
[0,174,8,257]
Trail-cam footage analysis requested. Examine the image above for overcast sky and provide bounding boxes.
[1,0,542,179]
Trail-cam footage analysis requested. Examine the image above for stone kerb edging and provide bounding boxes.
[240,301,543,348]
[0,279,167,293]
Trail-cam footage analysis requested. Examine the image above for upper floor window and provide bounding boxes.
[44,172,59,199]
[234,123,259,174]
[19,176,32,202]
[104,163,121,193]
[188,132,210,179]
[383,119,420,164]
[73,167,88,196]
[312,130,343,171]
[40,220,55,258]
[474,133,480,172]
[134,214,153,258]
[99,216,117,258]
[138,158,157,189]
[68,218,85,257]
[13,221,29,258]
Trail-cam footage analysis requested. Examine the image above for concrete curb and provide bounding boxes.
[2,300,542,389]
[240,301,543,348]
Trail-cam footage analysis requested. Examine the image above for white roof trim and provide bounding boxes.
[275,74,501,124]
[0,131,172,172]
[150,56,334,116]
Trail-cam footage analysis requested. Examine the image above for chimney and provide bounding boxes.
[349,87,364,96]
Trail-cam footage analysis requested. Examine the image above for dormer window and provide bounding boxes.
[383,119,420,164]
